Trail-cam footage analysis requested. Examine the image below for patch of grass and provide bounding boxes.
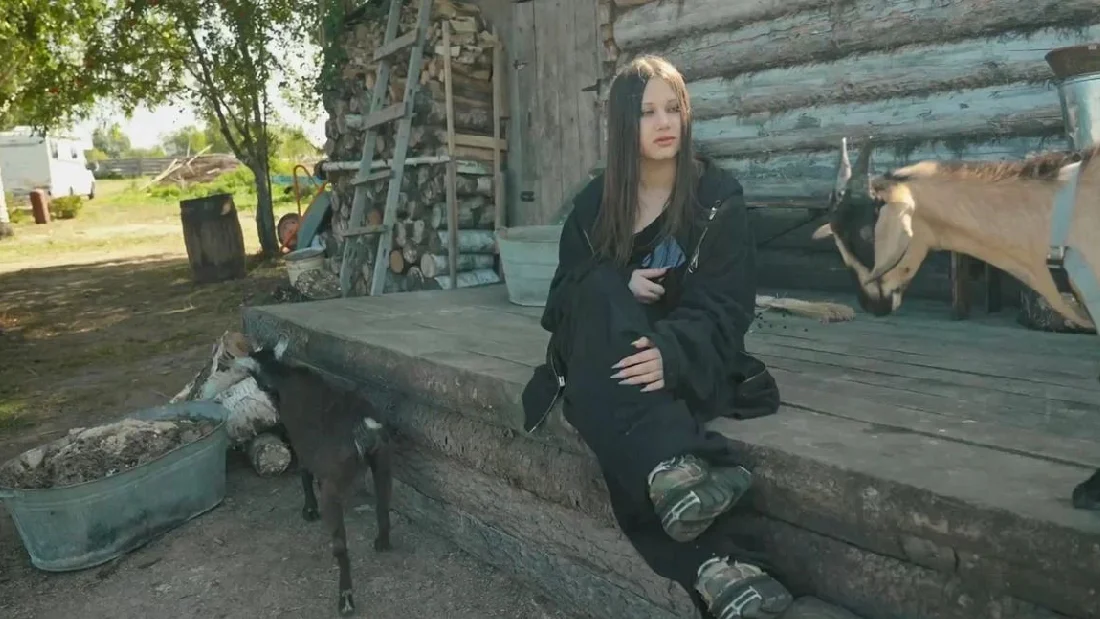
[0,400,33,433]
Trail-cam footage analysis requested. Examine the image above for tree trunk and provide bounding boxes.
[0,166,13,239]
[250,161,278,257]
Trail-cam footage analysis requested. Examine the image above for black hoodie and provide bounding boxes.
[520,156,781,433]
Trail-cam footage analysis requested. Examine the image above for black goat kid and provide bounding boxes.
[235,338,392,616]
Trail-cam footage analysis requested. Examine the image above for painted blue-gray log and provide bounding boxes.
[693,82,1064,157]
[617,0,1099,82]
[687,26,1100,119]
[718,136,1071,203]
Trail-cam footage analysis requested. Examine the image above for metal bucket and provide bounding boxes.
[0,401,230,572]
[496,225,563,307]
[1047,44,1100,149]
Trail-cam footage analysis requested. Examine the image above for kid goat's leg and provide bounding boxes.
[369,443,393,552]
[320,471,355,615]
[300,468,319,521]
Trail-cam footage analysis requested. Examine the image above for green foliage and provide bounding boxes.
[0,0,187,131]
[50,195,84,220]
[125,0,322,256]
[91,123,131,158]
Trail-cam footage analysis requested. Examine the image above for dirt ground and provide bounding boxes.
[0,189,572,618]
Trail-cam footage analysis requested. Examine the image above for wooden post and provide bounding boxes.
[950,252,971,320]
[443,21,459,289]
[492,26,505,241]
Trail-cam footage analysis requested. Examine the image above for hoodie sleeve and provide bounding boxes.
[540,208,595,333]
[648,188,757,404]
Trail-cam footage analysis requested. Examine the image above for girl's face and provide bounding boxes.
[638,77,681,161]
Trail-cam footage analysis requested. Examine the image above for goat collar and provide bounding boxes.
[1048,160,1100,319]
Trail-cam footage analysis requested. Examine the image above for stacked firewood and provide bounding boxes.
[321,0,503,293]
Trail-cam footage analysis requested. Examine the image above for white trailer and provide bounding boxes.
[0,128,97,200]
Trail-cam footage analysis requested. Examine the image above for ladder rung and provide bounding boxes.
[352,169,391,185]
[361,102,407,131]
[345,224,389,237]
[374,30,419,62]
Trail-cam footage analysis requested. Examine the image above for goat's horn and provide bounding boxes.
[273,334,290,360]
[834,137,852,194]
[849,137,875,195]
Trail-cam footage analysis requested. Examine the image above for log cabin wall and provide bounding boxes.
[608,0,1100,302]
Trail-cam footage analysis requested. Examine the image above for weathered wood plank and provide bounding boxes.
[722,136,1071,203]
[621,0,1100,82]
[756,327,1099,382]
[694,82,1064,158]
[511,1,540,227]
[758,331,1100,393]
[534,0,565,223]
[688,26,1100,120]
[768,367,1100,467]
[556,2,582,213]
[614,0,829,52]
[574,0,602,198]
[751,344,1099,423]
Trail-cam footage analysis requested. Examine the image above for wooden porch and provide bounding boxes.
[242,284,1100,619]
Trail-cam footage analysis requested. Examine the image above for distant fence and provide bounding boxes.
[94,157,179,179]
[94,155,324,179]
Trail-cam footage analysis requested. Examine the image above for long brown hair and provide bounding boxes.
[592,55,699,266]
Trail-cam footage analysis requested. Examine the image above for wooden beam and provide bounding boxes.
[454,133,508,151]
[688,25,1100,120]
[616,0,1098,83]
[694,82,1064,158]
[443,21,460,288]
[492,25,505,237]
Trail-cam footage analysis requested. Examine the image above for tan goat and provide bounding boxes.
[811,138,1097,330]
[810,137,1100,511]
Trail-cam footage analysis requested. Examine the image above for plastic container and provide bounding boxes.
[496,225,563,306]
[0,400,230,572]
[285,246,325,287]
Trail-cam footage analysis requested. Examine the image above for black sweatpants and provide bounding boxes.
[559,265,749,596]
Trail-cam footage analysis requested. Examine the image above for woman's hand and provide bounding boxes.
[629,268,667,304]
[612,337,664,392]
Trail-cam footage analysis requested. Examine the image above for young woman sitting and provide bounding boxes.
[522,55,792,619]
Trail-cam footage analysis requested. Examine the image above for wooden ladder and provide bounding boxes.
[339,0,434,297]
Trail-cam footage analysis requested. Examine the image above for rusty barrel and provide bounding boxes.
[179,193,247,284]
[29,190,50,224]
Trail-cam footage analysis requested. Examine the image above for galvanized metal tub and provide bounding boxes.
[1047,45,1100,149]
[0,400,230,572]
[496,225,563,306]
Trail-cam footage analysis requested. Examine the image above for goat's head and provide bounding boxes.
[233,333,291,397]
[811,137,926,316]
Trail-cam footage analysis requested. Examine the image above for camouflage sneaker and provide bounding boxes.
[647,455,753,542]
[695,557,793,619]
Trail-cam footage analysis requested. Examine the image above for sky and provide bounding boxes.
[72,98,328,150]
[68,31,328,151]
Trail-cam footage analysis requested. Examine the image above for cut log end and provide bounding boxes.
[247,432,293,477]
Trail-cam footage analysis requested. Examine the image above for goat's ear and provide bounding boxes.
[866,201,915,282]
[811,223,834,240]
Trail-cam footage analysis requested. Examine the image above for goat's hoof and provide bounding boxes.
[301,506,320,522]
[338,590,355,615]
[374,536,391,552]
